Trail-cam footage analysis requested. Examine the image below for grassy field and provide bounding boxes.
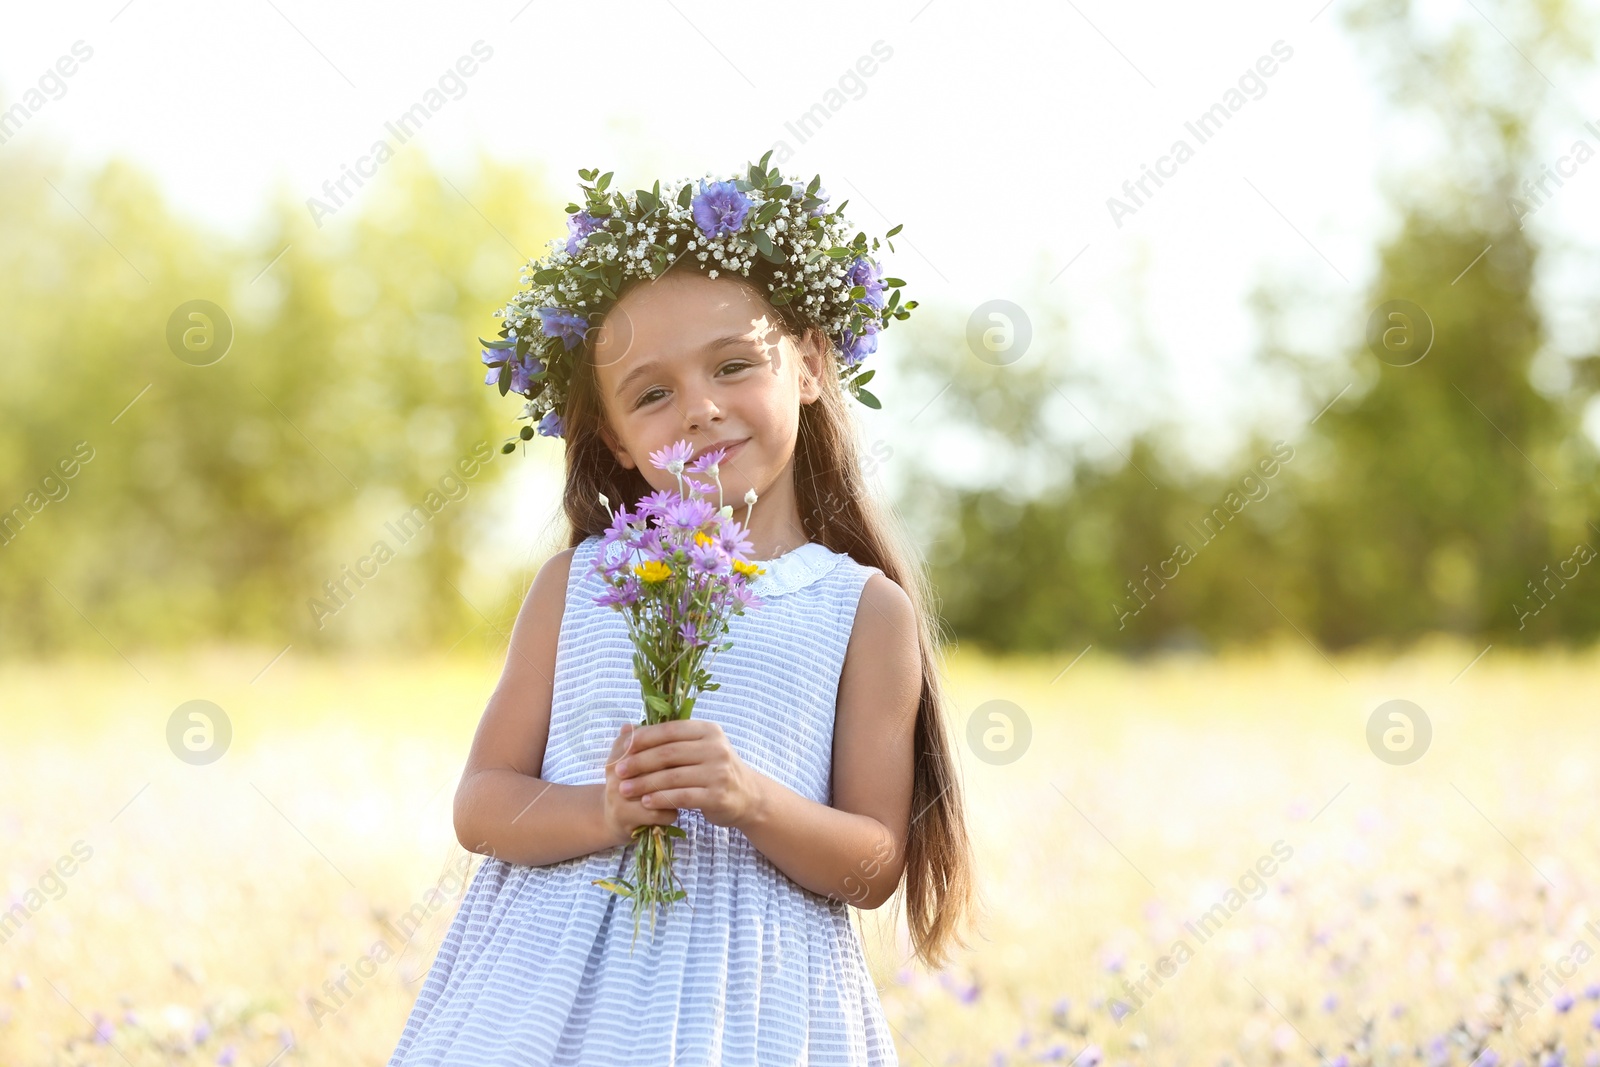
[3,641,1599,1066]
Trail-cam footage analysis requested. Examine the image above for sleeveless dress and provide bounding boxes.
[386,533,902,1067]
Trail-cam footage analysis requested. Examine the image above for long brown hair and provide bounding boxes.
[553,256,984,971]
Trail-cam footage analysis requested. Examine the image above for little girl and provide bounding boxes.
[387,158,979,1066]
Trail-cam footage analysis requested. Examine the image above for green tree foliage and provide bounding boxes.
[0,141,563,654]
[913,0,1600,654]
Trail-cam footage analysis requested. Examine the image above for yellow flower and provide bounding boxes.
[693,531,715,549]
[731,559,764,579]
[634,560,673,583]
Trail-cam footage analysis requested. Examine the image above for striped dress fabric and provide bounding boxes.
[386,533,902,1066]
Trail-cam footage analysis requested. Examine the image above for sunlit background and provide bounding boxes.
[4,1,1600,1064]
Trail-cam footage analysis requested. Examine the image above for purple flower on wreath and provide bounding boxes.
[536,410,563,438]
[691,179,753,238]
[565,211,606,255]
[538,307,589,351]
[510,354,541,393]
[848,255,886,309]
[482,348,542,393]
[838,319,880,369]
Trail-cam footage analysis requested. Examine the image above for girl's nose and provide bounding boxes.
[684,397,722,432]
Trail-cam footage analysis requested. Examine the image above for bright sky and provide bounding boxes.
[6,0,1598,563]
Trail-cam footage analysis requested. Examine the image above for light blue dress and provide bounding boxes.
[386,533,902,1066]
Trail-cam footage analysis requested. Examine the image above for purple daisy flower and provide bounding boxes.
[662,496,716,531]
[688,542,728,576]
[1555,989,1576,1013]
[636,488,683,519]
[687,447,729,475]
[565,211,607,255]
[713,521,753,561]
[596,575,641,609]
[537,307,589,351]
[848,255,886,309]
[691,179,753,238]
[649,440,696,472]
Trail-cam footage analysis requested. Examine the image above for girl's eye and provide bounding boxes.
[633,362,752,409]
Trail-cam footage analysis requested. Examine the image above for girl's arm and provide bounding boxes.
[452,547,670,865]
[737,573,920,909]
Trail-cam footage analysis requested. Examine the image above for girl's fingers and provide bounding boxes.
[616,740,706,778]
[620,767,693,798]
[640,788,696,809]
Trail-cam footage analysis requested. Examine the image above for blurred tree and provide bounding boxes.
[0,132,564,655]
[906,0,1600,653]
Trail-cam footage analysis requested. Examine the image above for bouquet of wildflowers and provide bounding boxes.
[589,438,767,948]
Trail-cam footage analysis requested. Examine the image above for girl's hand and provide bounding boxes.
[602,724,680,846]
[613,720,763,829]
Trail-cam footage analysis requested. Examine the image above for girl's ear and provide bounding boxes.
[598,421,637,470]
[798,329,827,406]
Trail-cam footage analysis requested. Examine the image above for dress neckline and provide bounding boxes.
[588,534,840,599]
[746,540,838,598]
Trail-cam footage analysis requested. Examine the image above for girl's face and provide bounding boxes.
[592,269,824,502]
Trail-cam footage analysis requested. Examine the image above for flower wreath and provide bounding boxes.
[479,150,917,451]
